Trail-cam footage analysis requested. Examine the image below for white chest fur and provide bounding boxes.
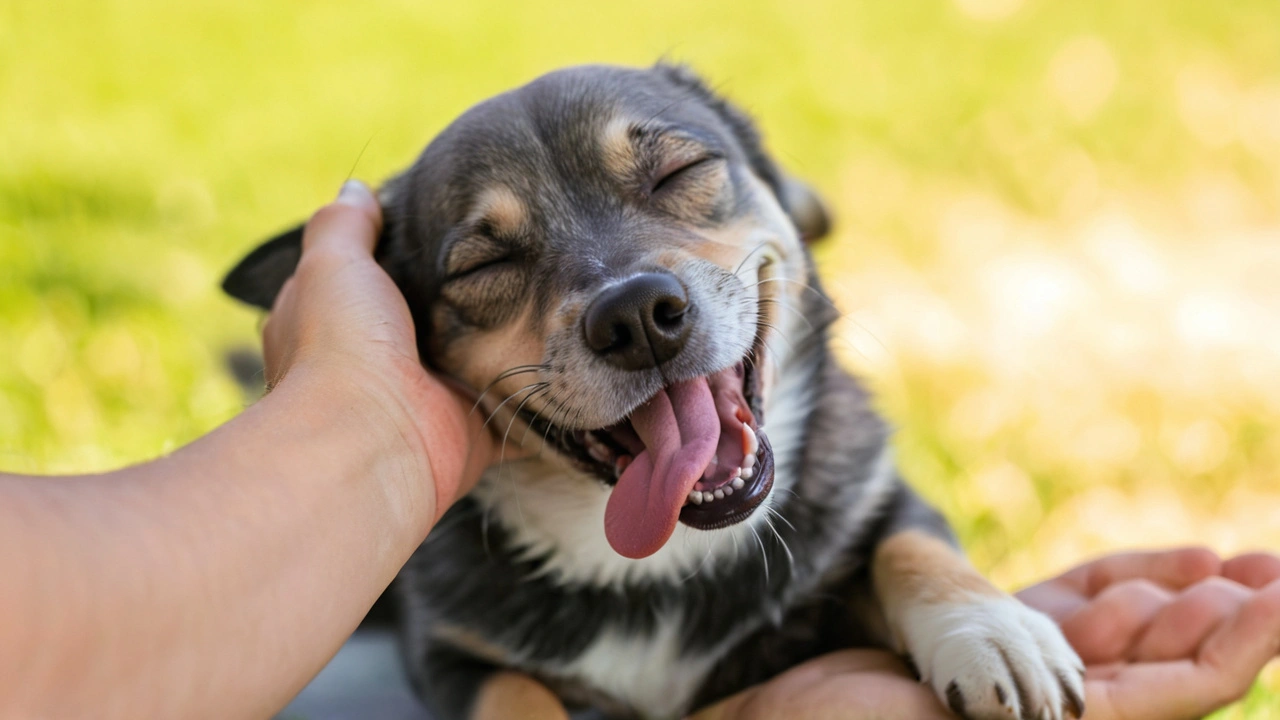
[554,615,721,720]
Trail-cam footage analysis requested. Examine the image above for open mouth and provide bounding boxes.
[521,334,775,559]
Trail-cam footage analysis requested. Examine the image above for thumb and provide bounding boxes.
[301,180,383,257]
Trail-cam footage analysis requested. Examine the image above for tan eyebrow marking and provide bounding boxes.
[470,185,528,236]
[599,117,638,181]
[600,118,725,204]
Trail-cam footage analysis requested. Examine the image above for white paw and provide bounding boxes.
[900,595,1085,720]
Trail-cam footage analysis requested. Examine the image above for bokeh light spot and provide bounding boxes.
[1047,36,1119,123]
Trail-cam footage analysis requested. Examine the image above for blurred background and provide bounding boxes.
[2,0,1278,715]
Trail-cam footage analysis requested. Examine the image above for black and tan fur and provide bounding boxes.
[224,64,1084,720]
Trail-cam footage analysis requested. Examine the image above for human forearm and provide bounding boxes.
[0,182,495,719]
[0,362,437,719]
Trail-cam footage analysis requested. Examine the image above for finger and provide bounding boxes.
[1059,579,1173,664]
[1195,578,1280,694]
[301,180,383,257]
[1131,576,1251,662]
[1095,576,1280,717]
[1075,547,1222,598]
[1094,579,1280,720]
[1018,548,1222,623]
[1223,552,1280,590]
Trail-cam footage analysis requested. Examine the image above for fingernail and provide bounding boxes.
[336,179,372,206]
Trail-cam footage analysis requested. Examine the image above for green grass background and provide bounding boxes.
[2,0,1278,715]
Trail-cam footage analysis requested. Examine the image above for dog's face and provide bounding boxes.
[225,64,830,560]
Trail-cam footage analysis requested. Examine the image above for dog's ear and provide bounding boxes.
[223,208,402,310]
[780,176,831,243]
[221,224,306,310]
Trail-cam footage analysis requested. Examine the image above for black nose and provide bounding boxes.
[584,272,692,371]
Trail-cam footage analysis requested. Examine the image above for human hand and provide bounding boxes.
[1017,547,1280,720]
[261,180,495,523]
[687,649,956,720]
[690,548,1280,720]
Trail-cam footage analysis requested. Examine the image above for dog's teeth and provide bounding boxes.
[731,476,745,490]
[713,489,725,500]
[741,452,756,471]
[702,491,715,503]
[689,490,703,505]
[723,485,734,496]
[742,424,758,457]
[740,466,754,480]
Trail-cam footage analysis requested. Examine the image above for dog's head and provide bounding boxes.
[224,64,830,560]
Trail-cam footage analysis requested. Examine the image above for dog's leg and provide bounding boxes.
[871,488,1085,720]
[472,672,570,720]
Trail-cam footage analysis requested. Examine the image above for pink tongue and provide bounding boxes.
[604,378,720,558]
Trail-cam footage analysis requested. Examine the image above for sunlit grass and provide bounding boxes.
[2,0,1277,714]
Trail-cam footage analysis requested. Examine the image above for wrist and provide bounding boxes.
[276,347,489,530]
[273,357,440,534]
[338,351,493,523]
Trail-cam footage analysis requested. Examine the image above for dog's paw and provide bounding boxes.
[900,595,1085,720]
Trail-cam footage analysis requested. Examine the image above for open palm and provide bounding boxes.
[693,548,1280,720]
[1020,548,1280,720]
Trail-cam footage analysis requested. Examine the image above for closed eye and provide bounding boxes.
[444,234,515,281]
[438,241,527,327]
[651,155,722,195]
[446,255,511,280]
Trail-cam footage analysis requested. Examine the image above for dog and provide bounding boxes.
[223,63,1085,720]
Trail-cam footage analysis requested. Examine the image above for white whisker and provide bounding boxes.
[749,524,770,586]
[763,508,796,576]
